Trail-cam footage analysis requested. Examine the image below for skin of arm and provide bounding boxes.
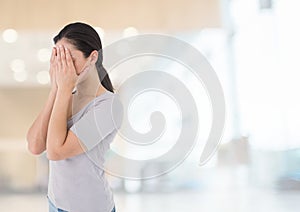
[26,48,58,155]
[26,88,57,155]
[46,45,86,161]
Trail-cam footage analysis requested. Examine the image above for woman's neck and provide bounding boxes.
[68,66,108,117]
[74,66,106,100]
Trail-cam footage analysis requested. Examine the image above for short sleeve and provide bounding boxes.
[69,96,123,151]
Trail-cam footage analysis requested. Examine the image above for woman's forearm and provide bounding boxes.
[26,88,57,155]
[46,89,72,159]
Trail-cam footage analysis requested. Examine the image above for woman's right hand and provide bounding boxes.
[49,47,58,91]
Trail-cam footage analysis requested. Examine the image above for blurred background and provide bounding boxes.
[0,0,300,211]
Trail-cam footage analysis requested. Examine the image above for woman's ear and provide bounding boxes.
[89,50,98,64]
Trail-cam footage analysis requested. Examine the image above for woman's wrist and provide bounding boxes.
[49,86,57,98]
[57,87,74,97]
[50,86,57,93]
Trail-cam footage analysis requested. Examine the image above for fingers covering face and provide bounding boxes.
[60,46,67,67]
[56,45,69,70]
[56,46,62,70]
[65,47,74,67]
[50,47,56,64]
[53,45,75,73]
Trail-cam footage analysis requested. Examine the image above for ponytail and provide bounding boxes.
[96,50,114,93]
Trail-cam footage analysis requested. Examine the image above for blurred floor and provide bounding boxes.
[0,188,299,212]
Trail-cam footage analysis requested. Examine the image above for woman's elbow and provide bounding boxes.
[26,135,45,155]
[27,143,45,155]
[28,145,44,155]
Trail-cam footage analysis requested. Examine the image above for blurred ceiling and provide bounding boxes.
[0,0,223,87]
[0,0,222,31]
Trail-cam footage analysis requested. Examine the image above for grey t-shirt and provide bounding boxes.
[48,90,123,212]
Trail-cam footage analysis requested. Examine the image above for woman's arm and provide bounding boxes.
[46,45,85,160]
[26,47,58,155]
[46,89,77,160]
[26,88,57,155]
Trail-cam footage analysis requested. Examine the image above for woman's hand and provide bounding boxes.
[49,47,58,91]
[56,45,78,93]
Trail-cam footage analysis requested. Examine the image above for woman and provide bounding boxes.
[26,22,122,212]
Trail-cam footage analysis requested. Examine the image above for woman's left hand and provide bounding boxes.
[55,45,78,93]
